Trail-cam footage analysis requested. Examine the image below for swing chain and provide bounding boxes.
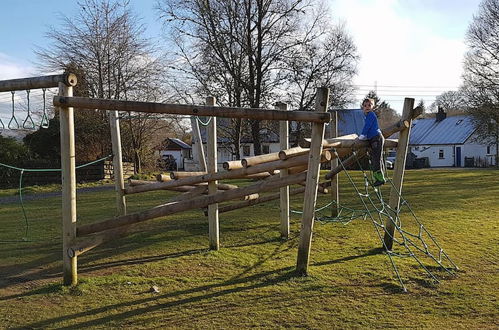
[8,91,20,129]
[39,88,49,129]
[22,90,35,129]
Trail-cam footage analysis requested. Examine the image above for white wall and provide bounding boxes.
[462,143,496,166]
[411,141,496,167]
[411,145,455,167]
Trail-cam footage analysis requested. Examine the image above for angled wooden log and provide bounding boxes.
[170,171,207,179]
[124,150,331,195]
[128,179,195,192]
[213,187,306,215]
[296,87,330,276]
[324,149,368,181]
[129,179,236,192]
[190,115,207,172]
[242,152,281,168]
[384,99,419,250]
[278,147,308,160]
[288,165,308,175]
[77,172,308,236]
[206,96,219,250]
[168,185,208,203]
[68,227,129,258]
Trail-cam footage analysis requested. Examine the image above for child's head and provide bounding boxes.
[362,98,375,113]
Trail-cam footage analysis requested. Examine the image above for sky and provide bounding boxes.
[0,0,484,125]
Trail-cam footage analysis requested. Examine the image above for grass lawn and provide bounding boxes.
[0,169,497,328]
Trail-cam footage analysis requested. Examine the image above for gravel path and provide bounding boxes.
[0,185,115,205]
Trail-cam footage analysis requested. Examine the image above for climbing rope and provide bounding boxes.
[0,154,112,243]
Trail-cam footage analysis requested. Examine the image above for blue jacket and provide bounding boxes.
[362,111,381,139]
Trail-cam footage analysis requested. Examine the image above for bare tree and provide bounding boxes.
[428,91,467,114]
[158,0,331,155]
[462,0,499,165]
[282,17,359,144]
[36,0,177,172]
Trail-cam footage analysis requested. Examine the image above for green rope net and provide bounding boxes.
[0,155,112,243]
[293,149,458,291]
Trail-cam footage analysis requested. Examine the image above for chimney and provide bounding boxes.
[436,106,447,122]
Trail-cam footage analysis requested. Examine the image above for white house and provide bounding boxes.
[409,110,496,167]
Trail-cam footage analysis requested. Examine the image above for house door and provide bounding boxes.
[456,147,462,167]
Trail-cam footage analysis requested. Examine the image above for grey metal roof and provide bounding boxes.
[169,138,192,149]
[409,115,476,145]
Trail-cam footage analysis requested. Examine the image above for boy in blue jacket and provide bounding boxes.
[358,98,385,186]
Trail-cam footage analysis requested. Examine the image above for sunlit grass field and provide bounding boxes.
[0,169,497,328]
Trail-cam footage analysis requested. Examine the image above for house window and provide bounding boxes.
[487,145,493,154]
[262,145,270,154]
[439,149,444,159]
[243,145,251,157]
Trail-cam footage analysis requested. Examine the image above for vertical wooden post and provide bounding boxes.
[206,97,219,250]
[329,110,339,217]
[59,82,77,286]
[190,116,207,172]
[277,102,290,239]
[109,110,126,216]
[296,87,330,275]
[383,98,415,250]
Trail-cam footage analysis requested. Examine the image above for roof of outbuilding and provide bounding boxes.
[167,137,192,149]
[409,115,476,145]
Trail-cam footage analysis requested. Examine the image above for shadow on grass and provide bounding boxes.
[17,266,298,329]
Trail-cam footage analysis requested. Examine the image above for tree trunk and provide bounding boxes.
[251,119,261,155]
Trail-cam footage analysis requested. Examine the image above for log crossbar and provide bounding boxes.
[0,73,77,93]
[53,96,331,123]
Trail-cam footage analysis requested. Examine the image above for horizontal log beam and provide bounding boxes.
[299,134,359,148]
[77,172,308,236]
[0,73,77,92]
[53,96,331,123]
[156,174,172,182]
[223,160,243,171]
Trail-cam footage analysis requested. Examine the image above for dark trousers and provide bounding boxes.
[368,133,385,173]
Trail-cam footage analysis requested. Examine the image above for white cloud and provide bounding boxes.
[329,0,475,110]
[0,53,35,80]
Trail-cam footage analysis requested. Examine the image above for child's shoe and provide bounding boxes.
[373,171,385,187]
